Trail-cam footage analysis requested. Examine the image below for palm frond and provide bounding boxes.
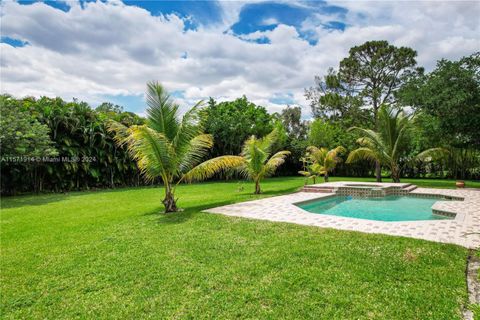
[106,120,130,147]
[298,170,312,177]
[182,156,246,183]
[173,100,205,157]
[145,81,180,140]
[346,147,378,164]
[125,126,175,181]
[178,134,214,173]
[416,147,451,162]
[258,128,279,154]
[263,150,290,177]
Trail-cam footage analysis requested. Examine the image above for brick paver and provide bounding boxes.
[205,183,480,248]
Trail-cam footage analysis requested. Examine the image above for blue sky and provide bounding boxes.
[1,0,479,116]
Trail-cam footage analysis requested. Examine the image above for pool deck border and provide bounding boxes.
[205,182,480,248]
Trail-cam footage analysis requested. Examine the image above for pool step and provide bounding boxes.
[302,186,335,193]
[403,185,417,192]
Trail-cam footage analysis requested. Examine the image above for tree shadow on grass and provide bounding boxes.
[151,184,302,225]
[1,193,72,209]
[145,200,235,224]
[1,186,161,209]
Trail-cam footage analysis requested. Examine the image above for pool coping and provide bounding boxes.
[205,183,480,248]
[292,193,465,221]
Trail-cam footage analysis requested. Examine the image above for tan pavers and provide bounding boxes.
[205,183,480,248]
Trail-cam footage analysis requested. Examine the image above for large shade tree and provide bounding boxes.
[398,52,480,148]
[108,82,242,212]
[201,97,273,157]
[346,105,411,182]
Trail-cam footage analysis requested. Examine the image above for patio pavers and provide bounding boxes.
[205,183,480,248]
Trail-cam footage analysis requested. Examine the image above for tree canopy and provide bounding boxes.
[201,97,274,157]
[399,52,480,147]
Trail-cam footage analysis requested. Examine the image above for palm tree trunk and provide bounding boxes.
[373,99,382,183]
[391,165,401,183]
[324,173,329,182]
[375,161,382,182]
[162,183,177,212]
[254,179,261,194]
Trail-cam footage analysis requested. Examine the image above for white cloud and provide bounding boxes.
[1,0,479,118]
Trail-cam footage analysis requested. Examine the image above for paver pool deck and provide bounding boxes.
[205,182,480,248]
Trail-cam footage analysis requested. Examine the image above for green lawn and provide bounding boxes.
[0,177,473,319]
[322,176,480,189]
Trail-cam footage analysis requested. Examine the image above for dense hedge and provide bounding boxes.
[1,96,150,195]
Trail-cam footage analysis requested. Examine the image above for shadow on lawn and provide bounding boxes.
[0,193,72,209]
[146,200,238,224]
[153,184,302,225]
[0,186,161,209]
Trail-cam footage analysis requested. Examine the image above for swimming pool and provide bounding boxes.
[296,196,453,222]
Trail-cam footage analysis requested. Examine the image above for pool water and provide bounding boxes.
[297,196,452,222]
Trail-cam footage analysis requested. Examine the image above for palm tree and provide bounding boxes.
[185,129,290,194]
[346,105,411,182]
[239,130,291,194]
[299,146,345,183]
[107,82,242,212]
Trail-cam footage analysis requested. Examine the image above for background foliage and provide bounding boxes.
[1,44,479,195]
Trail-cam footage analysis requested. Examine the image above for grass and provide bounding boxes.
[473,250,480,319]
[0,176,473,319]
[320,176,480,189]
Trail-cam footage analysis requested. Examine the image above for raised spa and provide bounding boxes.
[296,195,453,222]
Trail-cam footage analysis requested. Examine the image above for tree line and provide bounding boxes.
[1,41,479,196]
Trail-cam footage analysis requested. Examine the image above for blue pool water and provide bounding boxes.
[297,196,452,222]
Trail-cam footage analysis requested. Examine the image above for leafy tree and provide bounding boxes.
[271,105,308,176]
[347,105,411,182]
[201,97,273,156]
[308,119,340,149]
[278,105,308,139]
[399,52,480,147]
[96,102,124,114]
[108,82,242,212]
[307,40,419,181]
[299,146,345,183]
[0,95,58,194]
[305,68,365,123]
[186,129,290,194]
[0,95,57,157]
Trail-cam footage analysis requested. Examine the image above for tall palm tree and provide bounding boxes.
[185,129,290,194]
[299,146,345,183]
[346,105,411,182]
[108,82,242,212]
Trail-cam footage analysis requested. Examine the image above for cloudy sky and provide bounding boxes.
[1,0,479,117]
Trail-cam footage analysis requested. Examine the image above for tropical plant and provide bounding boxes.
[239,130,291,193]
[346,105,411,182]
[107,82,243,212]
[185,129,290,194]
[299,157,319,184]
[299,146,345,183]
[416,147,480,180]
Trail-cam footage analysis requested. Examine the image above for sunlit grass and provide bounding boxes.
[1,177,470,319]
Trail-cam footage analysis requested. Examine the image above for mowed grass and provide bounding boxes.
[321,176,480,189]
[0,177,471,319]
